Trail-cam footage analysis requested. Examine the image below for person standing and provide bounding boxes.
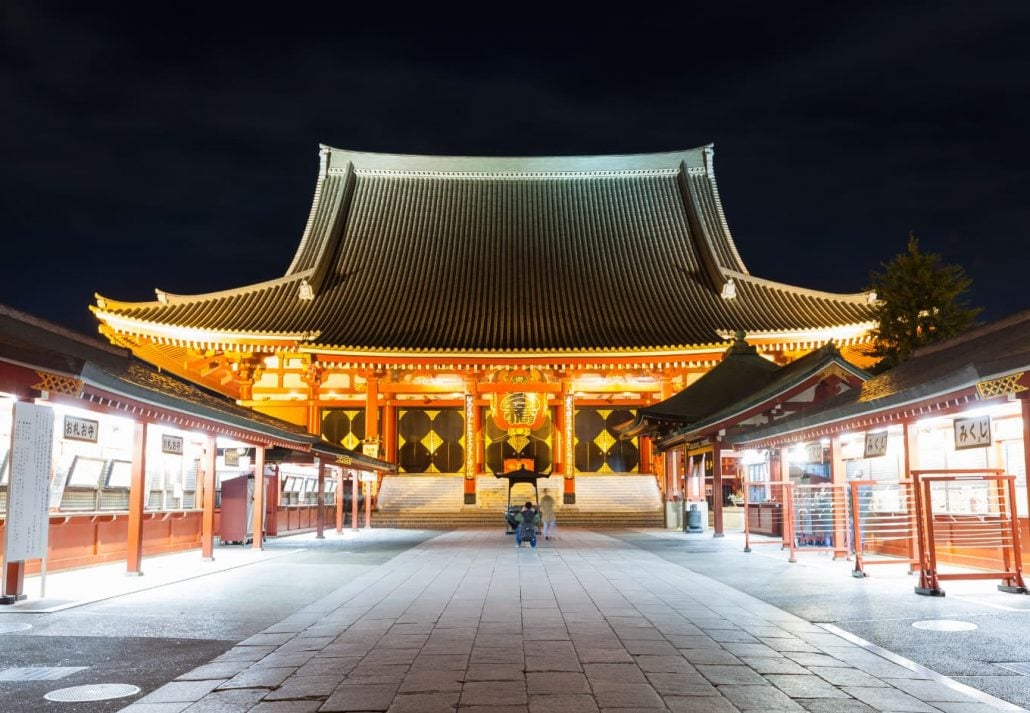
[515,501,541,548]
[539,488,557,540]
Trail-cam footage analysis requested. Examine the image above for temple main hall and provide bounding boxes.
[92,145,878,520]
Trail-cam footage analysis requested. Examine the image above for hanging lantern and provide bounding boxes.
[486,369,549,455]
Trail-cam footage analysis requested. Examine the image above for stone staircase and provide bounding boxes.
[374,475,663,529]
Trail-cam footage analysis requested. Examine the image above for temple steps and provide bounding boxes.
[375,474,663,528]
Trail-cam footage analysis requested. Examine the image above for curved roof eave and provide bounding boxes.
[93,270,314,312]
[661,352,871,448]
[722,270,878,305]
[727,365,988,448]
[715,322,877,344]
[93,310,321,345]
[318,145,713,175]
[299,341,735,360]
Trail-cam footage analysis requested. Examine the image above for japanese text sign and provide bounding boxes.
[953,414,991,450]
[64,415,99,443]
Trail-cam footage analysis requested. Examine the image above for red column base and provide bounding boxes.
[1,561,27,604]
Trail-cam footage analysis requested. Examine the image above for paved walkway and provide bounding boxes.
[1,546,298,613]
[119,530,1024,713]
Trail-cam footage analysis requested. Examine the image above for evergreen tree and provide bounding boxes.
[867,233,980,371]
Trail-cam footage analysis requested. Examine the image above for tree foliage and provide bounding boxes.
[867,233,980,371]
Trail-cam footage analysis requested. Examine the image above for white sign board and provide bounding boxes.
[863,431,888,458]
[954,415,991,450]
[63,415,98,443]
[4,402,55,562]
[161,434,184,455]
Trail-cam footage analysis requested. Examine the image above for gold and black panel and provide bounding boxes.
[397,408,465,474]
[574,407,639,473]
[320,409,367,450]
[483,406,554,474]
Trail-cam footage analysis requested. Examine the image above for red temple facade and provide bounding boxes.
[91,145,878,514]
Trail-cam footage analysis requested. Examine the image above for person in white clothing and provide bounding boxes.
[539,488,557,540]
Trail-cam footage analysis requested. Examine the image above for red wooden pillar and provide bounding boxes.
[554,391,564,475]
[1021,395,1030,519]
[364,474,372,529]
[306,366,323,436]
[335,468,344,533]
[904,421,921,570]
[829,437,848,560]
[770,449,790,548]
[251,446,265,550]
[769,450,782,494]
[712,447,724,537]
[365,375,379,442]
[351,469,359,532]
[2,562,25,604]
[659,379,675,498]
[464,387,478,504]
[194,443,206,521]
[563,392,576,503]
[201,435,217,560]
[127,421,147,575]
[383,402,396,463]
[471,387,482,475]
[315,458,325,539]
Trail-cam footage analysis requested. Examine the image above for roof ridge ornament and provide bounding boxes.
[725,330,757,356]
[721,278,737,299]
[298,279,314,301]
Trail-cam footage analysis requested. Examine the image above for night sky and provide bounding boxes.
[3,4,1028,336]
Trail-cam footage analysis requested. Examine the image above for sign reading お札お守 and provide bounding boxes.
[64,415,99,443]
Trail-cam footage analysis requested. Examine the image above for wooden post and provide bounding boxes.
[554,388,564,475]
[686,452,698,500]
[2,562,25,603]
[829,437,848,560]
[904,421,920,572]
[251,446,265,550]
[127,421,147,575]
[660,378,675,497]
[315,458,325,539]
[365,375,379,442]
[364,474,372,529]
[464,388,477,504]
[383,402,396,463]
[194,442,205,519]
[1021,396,1030,523]
[351,469,359,532]
[201,435,217,560]
[563,392,576,504]
[471,385,482,475]
[712,447,724,537]
[335,467,344,533]
[306,365,323,435]
[769,450,787,548]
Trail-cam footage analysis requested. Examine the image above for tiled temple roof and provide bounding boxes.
[729,310,1030,446]
[659,342,869,448]
[635,335,781,426]
[0,304,393,469]
[94,146,876,355]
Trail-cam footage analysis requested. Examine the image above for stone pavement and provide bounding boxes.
[120,529,1025,713]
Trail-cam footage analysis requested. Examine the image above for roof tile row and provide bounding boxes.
[96,146,876,354]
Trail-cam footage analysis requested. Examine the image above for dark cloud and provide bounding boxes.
[2,2,1028,335]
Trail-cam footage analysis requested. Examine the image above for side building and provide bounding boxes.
[0,303,393,602]
[92,145,878,521]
